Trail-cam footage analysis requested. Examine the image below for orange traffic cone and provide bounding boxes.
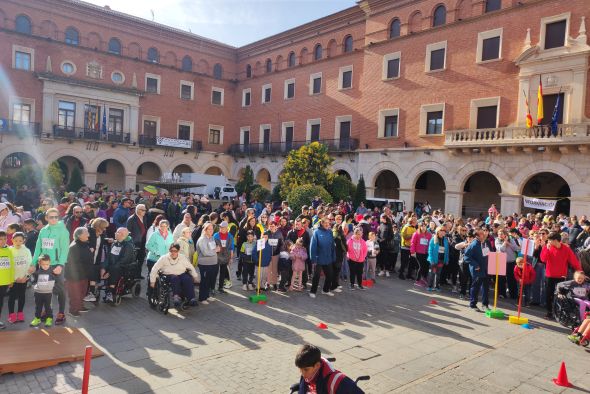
[317,322,328,330]
[552,361,573,388]
[429,299,438,305]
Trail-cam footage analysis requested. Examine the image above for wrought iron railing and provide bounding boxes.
[228,138,359,155]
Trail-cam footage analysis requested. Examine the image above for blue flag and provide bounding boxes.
[101,104,107,135]
[550,94,560,137]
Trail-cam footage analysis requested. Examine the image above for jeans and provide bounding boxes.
[218,264,230,290]
[416,253,429,281]
[242,262,255,285]
[365,257,377,281]
[8,282,27,313]
[531,263,546,305]
[348,260,364,287]
[400,248,411,277]
[459,263,472,296]
[311,263,334,294]
[330,260,342,291]
[198,264,219,301]
[170,273,195,300]
[340,256,349,280]
[34,293,53,319]
[470,275,490,308]
[53,270,66,314]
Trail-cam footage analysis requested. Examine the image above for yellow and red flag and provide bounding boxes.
[537,75,544,124]
[523,91,533,128]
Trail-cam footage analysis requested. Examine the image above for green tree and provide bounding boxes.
[279,142,334,199]
[44,161,64,190]
[271,183,282,202]
[251,185,271,202]
[287,184,332,215]
[67,166,84,193]
[235,165,255,200]
[353,174,366,208]
[14,165,42,189]
[328,175,356,202]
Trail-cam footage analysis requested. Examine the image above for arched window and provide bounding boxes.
[343,35,353,53]
[213,63,223,79]
[314,44,323,60]
[433,5,447,27]
[147,47,159,63]
[265,58,272,73]
[288,52,296,67]
[246,64,252,78]
[389,19,401,38]
[64,27,79,45]
[181,55,192,71]
[108,38,121,55]
[15,15,32,35]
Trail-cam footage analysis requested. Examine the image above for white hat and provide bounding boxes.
[0,203,7,212]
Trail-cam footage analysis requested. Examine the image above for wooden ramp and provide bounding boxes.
[0,327,104,374]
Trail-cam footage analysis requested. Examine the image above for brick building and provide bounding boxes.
[0,0,589,216]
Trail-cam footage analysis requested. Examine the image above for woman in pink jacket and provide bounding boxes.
[410,222,432,287]
[347,227,368,290]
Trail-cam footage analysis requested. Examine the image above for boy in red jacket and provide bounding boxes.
[514,257,536,307]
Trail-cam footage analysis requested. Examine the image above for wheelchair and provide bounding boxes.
[553,288,582,330]
[147,270,191,315]
[94,264,142,306]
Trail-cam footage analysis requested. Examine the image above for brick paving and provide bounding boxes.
[1,270,589,393]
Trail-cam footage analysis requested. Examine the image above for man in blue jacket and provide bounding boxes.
[309,218,336,298]
[464,228,490,312]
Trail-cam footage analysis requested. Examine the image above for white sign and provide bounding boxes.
[520,238,534,256]
[523,196,557,211]
[156,137,192,149]
[256,239,266,250]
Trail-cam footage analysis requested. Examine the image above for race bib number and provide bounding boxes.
[438,246,445,254]
[420,238,428,246]
[42,238,55,249]
[573,287,587,297]
[482,247,490,257]
[268,239,278,247]
[15,256,28,267]
[245,245,253,256]
[38,274,49,283]
[208,241,217,250]
[256,239,265,250]
[0,257,10,268]
[109,217,114,224]
[221,240,227,248]
[110,246,121,256]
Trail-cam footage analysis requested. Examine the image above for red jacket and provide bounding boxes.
[514,263,536,285]
[540,244,581,278]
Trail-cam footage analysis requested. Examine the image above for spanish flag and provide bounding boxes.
[537,75,544,124]
[524,91,533,128]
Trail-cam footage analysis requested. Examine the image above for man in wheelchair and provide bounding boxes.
[149,243,199,308]
[557,270,590,323]
[101,228,136,303]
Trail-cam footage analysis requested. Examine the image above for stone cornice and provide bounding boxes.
[36,72,144,97]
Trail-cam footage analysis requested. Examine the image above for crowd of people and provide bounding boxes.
[0,184,589,346]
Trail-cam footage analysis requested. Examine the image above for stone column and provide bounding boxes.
[129,105,140,143]
[125,173,137,192]
[42,92,54,136]
[500,194,522,216]
[366,186,376,198]
[398,188,415,212]
[570,198,590,218]
[444,190,464,217]
[84,171,97,190]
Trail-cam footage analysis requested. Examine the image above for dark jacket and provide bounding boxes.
[102,236,135,270]
[377,222,394,252]
[87,227,106,265]
[310,227,336,265]
[298,358,364,394]
[65,240,94,281]
[464,239,488,279]
[126,214,146,246]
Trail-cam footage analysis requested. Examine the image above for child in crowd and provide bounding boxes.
[240,230,256,290]
[427,226,449,292]
[252,230,273,291]
[513,256,536,307]
[365,232,379,283]
[214,222,234,293]
[30,254,56,328]
[277,241,291,292]
[7,232,32,323]
[6,223,22,246]
[557,271,590,322]
[347,227,368,290]
[0,230,15,329]
[290,238,307,291]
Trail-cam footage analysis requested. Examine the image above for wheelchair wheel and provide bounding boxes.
[131,281,141,298]
[148,284,158,309]
[158,282,170,315]
[553,297,578,329]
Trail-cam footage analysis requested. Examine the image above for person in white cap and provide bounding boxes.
[0,203,20,231]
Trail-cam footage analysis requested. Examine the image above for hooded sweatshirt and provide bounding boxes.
[0,246,15,286]
[32,221,70,266]
[10,245,32,280]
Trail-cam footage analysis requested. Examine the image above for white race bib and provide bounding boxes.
[256,239,266,249]
[245,245,253,256]
[109,217,114,224]
[438,246,445,254]
[482,247,490,257]
[208,241,217,250]
[15,256,28,267]
[221,240,227,248]
[420,238,428,246]
[0,257,10,268]
[42,238,55,249]
[268,239,278,247]
[573,287,587,297]
[110,246,121,256]
[38,274,49,283]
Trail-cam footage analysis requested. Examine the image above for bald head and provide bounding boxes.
[115,227,129,241]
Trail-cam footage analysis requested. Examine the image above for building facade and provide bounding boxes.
[0,0,589,216]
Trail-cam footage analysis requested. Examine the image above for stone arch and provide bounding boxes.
[374,170,400,199]
[453,160,510,193]
[88,152,133,176]
[431,3,447,27]
[87,32,102,50]
[414,170,446,211]
[56,156,84,185]
[96,159,125,190]
[45,148,90,172]
[366,160,406,190]
[327,39,338,57]
[205,166,223,176]
[299,47,309,65]
[336,170,351,180]
[256,168,271,190]
[171,163,194,174]
[0,152,38,177]
[454,0,471,20]
[333,161,357,181]
[128,42,141,58]
[275,55,283,71]
[462,171,502,218]
[514,162,579,196]
[408,10,423,33]
[165,51,177,67]
[521,172,572,215]
[407,161,449,190]
[136,161,162,185]
[198,59,209,75]
[235,166,247,181]
[39,19,57,39]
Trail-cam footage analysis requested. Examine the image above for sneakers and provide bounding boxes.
[322,291,335,296]
[378,270,385,277]
[79,307,90,313]
[105,292,114,303]
[7,313,17,324]
[333,288,342,293]
[68,311,80,317]
[434,287,441,292]
[83,293,97,302]
[16,312,24,322]
[242,284,248,291]
[0,321,5,329]
[337,285,343,290]
[248,284,255,291]
[217,288,227,294]
[44,317,53,327]
[459,294,465,300]
[414,280,426,288]
[201,300,209,305]
[358,286,366,291]
[189,299,198,307]
[55,313,66,325]
[223,279,232,289]
[278,287,287,293]
[451,286,459,293]
[30,317,42,327]
[385,271,391,278]
[309,293,316,298]
[471,306,483,312]
[567,334,581,344]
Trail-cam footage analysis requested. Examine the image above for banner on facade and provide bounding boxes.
[156,137,192,149]
[522,196,557,211]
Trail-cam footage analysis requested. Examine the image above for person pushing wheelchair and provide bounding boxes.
[149,243,199,307]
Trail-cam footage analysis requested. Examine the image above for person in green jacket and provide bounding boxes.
[29,208,70,325]
[0,230,15,329]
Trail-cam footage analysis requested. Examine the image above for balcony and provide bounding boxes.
[228,138,359,156]
[138,135,203,152]
[444,123,590,150]
[53,125,131,144]
[0,120,41,138]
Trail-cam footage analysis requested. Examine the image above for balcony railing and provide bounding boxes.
[53,125,131,144]
[444,123,590,147]
[138,135,203,152]
[0,120,41,137]
[228,138,359,155]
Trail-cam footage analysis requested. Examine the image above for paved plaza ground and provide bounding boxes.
[1,271,589,394]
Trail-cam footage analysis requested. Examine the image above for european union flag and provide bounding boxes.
[550,94,561,137]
